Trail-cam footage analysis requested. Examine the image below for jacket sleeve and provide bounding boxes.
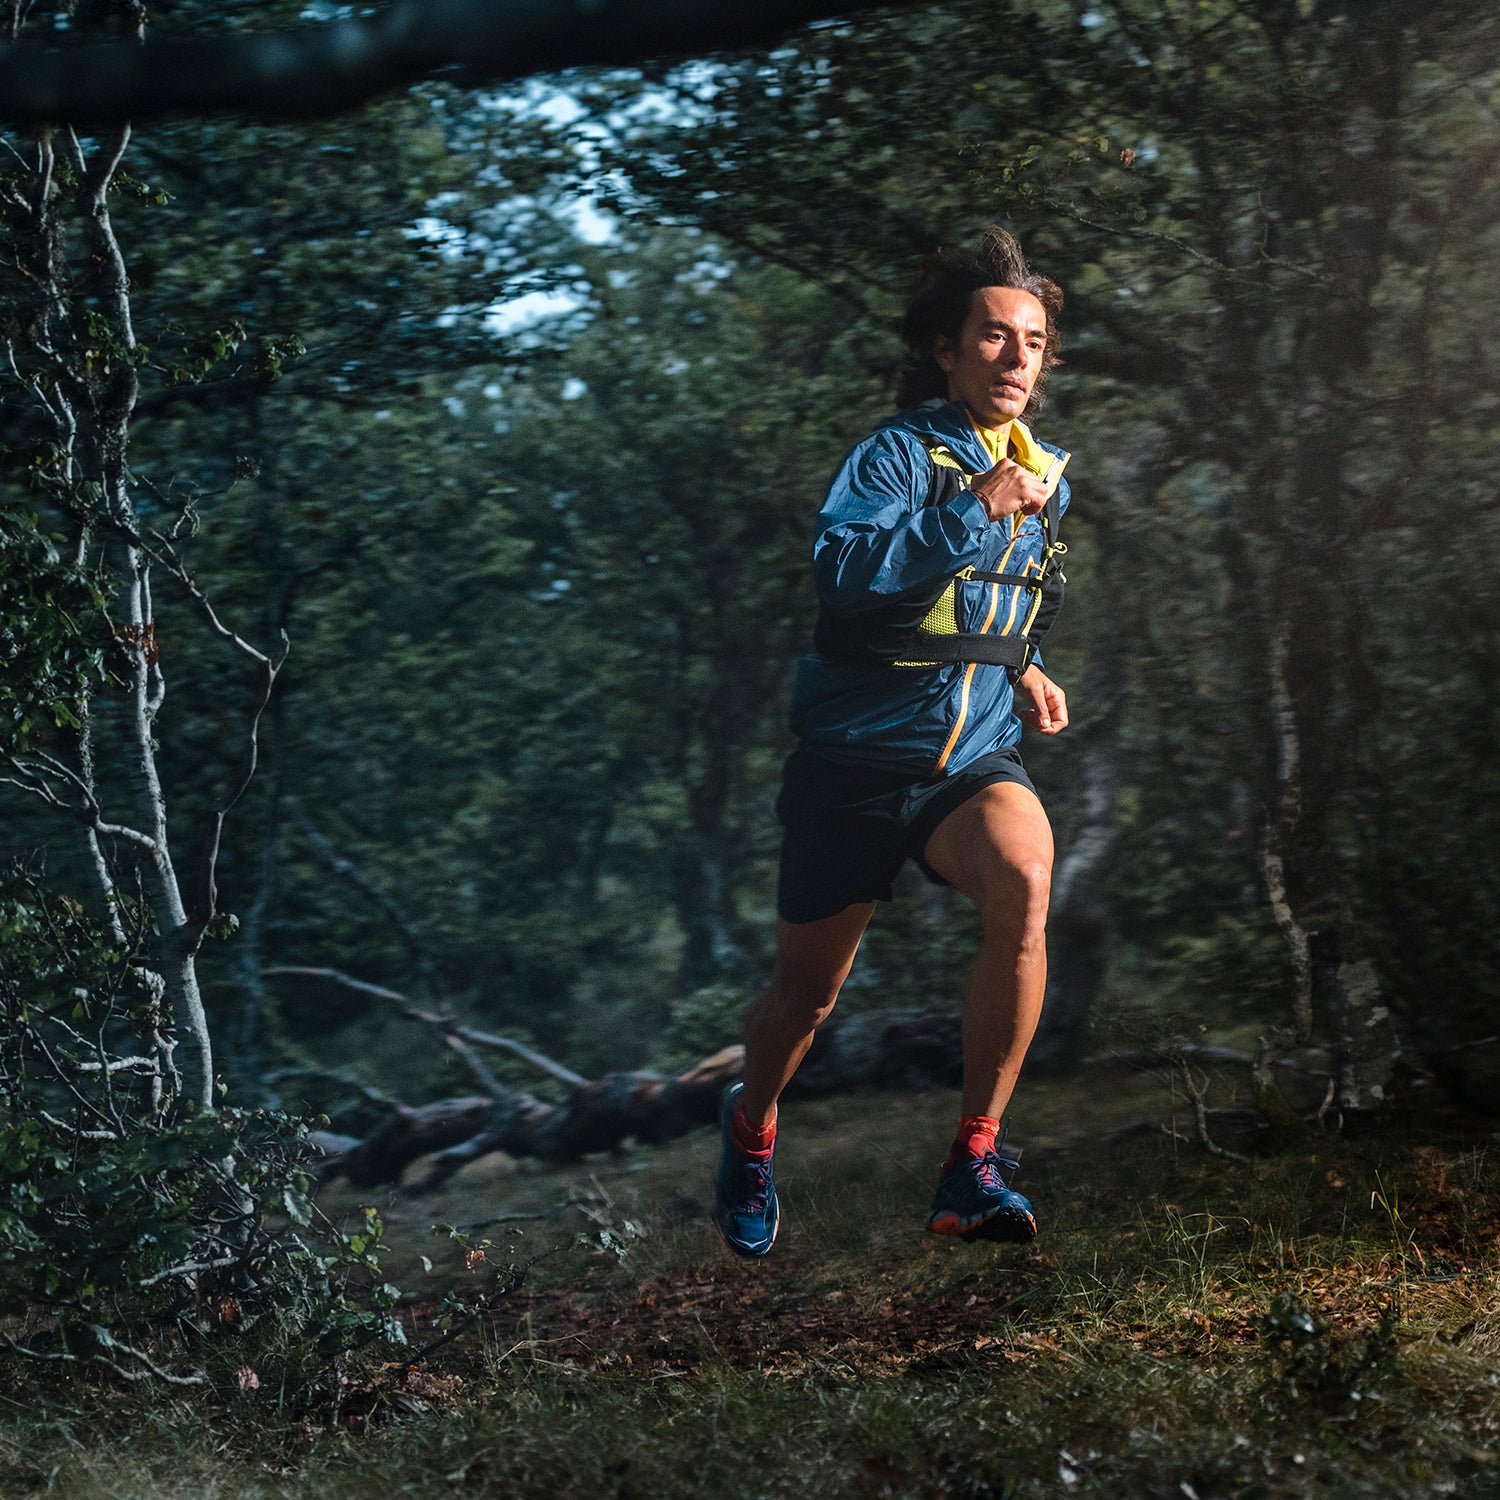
[812,429,991,616]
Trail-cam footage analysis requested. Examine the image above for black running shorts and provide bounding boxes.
[774,745,1037,924]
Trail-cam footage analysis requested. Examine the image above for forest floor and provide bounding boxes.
[6,1056,1500,1499]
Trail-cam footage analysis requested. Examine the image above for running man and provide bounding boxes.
[713,227,1072,1256]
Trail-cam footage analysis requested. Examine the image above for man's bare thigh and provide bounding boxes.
[921,781,1054,908]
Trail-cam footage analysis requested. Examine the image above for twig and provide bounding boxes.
[3,1333,204,1386]
[404,1242,570,1367]
[453,1031,587,1090]
[264,966,588,1090]
[291,809,447,1001]
[1035,190,1327,287]
[70,1055,158,1075]
[1316,1077,1342,1133]
[1178,1058,1253,1165]
[38,1110,118,1142]
[28,1026,121,1131]
[137,1256,239,1288]
[1,753,160,853]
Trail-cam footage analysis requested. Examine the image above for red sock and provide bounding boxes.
[730,1102,776,1160]
[945,1114,1000,1170]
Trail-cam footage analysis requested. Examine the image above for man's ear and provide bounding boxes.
[933,337,956,374]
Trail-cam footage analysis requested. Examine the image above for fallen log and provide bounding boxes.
[276,969,1331,1192]
[276,964,964,1192]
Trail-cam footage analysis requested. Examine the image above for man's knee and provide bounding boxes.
[762,963,844,1029]
[758,906,869,1030]
[973,851,1052,943]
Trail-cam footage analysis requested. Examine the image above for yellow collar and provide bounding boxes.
[970,415,1067,489]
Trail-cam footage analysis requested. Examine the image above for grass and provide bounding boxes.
[4,1067,1500,1499]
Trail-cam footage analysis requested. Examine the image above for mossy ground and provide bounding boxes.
[5,1065,1499,1499]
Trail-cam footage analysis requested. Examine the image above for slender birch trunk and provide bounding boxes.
[2,41,282,1114]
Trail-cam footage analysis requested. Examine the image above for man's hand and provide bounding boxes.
[968,459,1048,522]
[1013,664,1068,735]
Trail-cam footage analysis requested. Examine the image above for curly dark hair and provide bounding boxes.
[896,226,1063,417]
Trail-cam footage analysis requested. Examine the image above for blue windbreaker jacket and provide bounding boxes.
[789,399,1071,778]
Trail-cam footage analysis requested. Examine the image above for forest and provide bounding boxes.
[2,1,1499,1495]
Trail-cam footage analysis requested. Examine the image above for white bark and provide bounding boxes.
[1261,625,1314,1042]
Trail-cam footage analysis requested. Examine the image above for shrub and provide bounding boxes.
[0,867,404,1388]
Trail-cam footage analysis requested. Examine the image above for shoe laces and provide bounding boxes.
[734,1154,772,1215]
[953,1121,1020,1190]
[989,1123,1020,1183]
[972,1150,1019,1193]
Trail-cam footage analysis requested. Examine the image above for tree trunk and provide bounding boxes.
[1272,0,1406,1103]
[1030,448,1148,1071]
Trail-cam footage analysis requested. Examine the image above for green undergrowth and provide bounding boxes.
[3,1076,1499,1499]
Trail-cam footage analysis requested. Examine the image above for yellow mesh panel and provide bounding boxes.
[894,572,969,667]
[926,445,969,474]
[919,584,961,637]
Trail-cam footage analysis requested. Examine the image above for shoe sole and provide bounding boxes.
[925,1205,1037,1245]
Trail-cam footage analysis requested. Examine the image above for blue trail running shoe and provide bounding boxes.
[712,1082,780,1258]
[925,1147,1037,1244]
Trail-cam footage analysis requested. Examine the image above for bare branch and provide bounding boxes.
[185,643,286,947]
[71,1055,158,1075]
[1092,1043,1323,1077]
[1177,1058,1253,1165]
[265,966,517,1101]
[459,1031,588,1090]
[1033,190,1328,288]
[38,1110,118,1141]
[2,752,161,854]
[132,523,282,670]
[263,1067,407,1114]
[292,807,446,1000]
[137,1256,239,1289]
[91,817,162,854]
[0,761,71,812]
[28,1022,125,1131]
[265,965,588,1089]
[79,512,288,954]
[1,1328,207,1387]
[3,336,60,421]
[0,0,932,127]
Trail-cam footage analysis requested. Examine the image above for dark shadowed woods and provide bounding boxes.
[1,1,1499,1489]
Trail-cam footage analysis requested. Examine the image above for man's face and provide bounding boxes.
[935,285,1048,429]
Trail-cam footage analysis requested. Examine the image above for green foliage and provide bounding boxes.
[0,868,405,1380]
[547,0,1500,1083]
[0,506,115,755]
[3,1095,1496,1497]
[6,0,1499,1224]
